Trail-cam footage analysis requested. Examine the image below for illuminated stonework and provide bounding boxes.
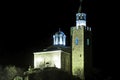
[71,26,85,80]
[34,50,70,73]
[71,12,92,80]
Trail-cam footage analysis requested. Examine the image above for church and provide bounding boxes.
[23,2,92,80]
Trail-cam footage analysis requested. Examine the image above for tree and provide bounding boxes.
[0,65,5,80]
[4,65,18,80]
[0,65,24,80]
[29,67,81,80]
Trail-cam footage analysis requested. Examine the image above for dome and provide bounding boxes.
[53,30,66,46]
[55,31,65,36]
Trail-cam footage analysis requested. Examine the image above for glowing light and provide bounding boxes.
[34,50,61,69]
[53,35,55,45]
[60,35,62,44]
[75,37,79,45]
[34,57,44,68]
[36,57,43,62]
[53,56,61,68]
[53,30,66,46]
[76,13,86,29]
[76,20,86,26]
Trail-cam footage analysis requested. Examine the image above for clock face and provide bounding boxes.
[75,37,79,45]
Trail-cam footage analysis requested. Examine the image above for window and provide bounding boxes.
[75,37,79,45]
[87,38,90,46]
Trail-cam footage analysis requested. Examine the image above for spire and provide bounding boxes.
[59,28,61,32]
[78,0,83,13]
[76,0,86,29]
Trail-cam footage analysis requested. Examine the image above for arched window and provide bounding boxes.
[75,37,79,45]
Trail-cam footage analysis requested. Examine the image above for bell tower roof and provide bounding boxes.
[76,0,86,29]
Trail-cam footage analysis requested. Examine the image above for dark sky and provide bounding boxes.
[0,0,116,75]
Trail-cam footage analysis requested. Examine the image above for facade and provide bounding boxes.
[33,29,71,73]
[34,50,70,73]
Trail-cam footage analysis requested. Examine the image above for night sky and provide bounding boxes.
[0,0,116,75]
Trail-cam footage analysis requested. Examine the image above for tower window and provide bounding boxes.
[75,37,79,45]
[87,38,90,46]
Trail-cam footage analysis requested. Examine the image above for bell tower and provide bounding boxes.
[71,0,92,80]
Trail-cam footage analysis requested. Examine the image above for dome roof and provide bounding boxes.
[55,31,65,36]
[53,30,66,46]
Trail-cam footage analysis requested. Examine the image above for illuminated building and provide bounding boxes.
[33,30,71,73]
[32,12,92,79]
[71,12,92,80]
[24,1,92,80]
